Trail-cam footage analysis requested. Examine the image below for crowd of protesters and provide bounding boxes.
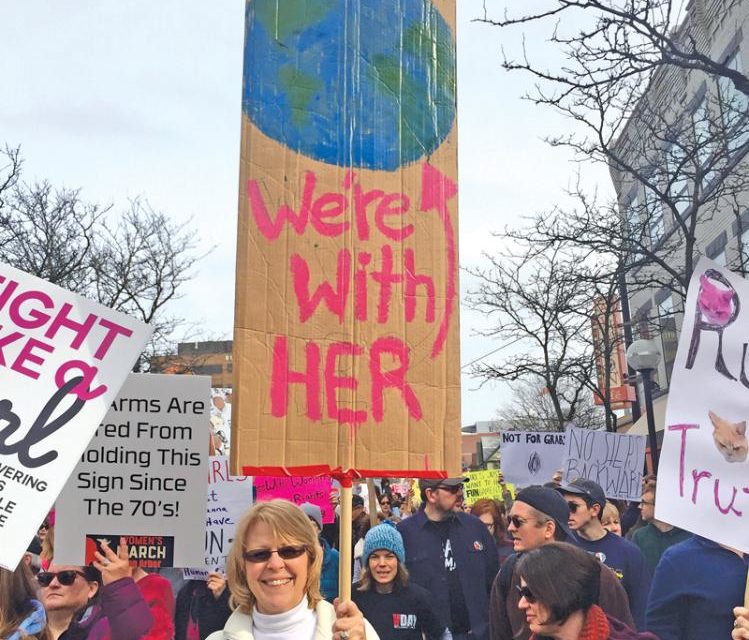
[4,472,749,640]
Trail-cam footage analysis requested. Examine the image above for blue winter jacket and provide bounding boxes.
[397,509,499,640]
[319,536,340,602]
[646,535,749,640]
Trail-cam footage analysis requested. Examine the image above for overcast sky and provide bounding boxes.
[0,0,613,427]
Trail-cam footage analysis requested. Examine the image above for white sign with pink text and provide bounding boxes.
[0,263,152,569]
[659,258,749,551]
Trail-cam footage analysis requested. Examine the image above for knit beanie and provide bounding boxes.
[300,502,323,530]
[362,522,405,566]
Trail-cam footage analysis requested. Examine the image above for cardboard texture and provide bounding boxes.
[232,0,460,477]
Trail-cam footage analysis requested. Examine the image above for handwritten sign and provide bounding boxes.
[231,0,460,477]
[561,426,645,501]
[500,431,567,487]
[184,456,253,580]
[254,476,334,524]
[658,259,749,551]
[54,374,209,568]
[0,263,152,570]
[463,470,515,506]
[390,482,411,497]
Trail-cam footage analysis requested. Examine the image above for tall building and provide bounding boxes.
[611,0,749,398]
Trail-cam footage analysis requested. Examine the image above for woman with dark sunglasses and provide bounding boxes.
[516,543,657,640]
[39,540,154,640]
[208,500,378,640]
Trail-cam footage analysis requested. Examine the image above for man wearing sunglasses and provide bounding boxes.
[489,485,634,640]
[556,478,651,632]
[397,477,498,640]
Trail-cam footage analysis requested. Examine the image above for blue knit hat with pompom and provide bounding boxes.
[362,522,405,566]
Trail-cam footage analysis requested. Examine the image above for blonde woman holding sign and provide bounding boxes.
[209,500,378,640]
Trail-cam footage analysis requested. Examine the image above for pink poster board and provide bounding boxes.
[253,476,335,524]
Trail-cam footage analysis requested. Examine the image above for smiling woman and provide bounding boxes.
[210,500,378,640]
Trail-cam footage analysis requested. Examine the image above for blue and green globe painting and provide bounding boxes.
[243,0,456,171]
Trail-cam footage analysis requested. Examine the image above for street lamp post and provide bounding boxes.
[626,339,662,474]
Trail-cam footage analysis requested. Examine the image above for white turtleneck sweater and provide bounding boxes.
[251,598,317,640]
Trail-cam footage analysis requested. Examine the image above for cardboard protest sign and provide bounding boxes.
[231,0,460,478]
[463,469,516,506]
[561,426,645,501]
[254,476,334,524]
[499,431,567,487]
[185,456,253,580]
[54,374,209,568]
[0,263,152,570]
[657,259,749,551]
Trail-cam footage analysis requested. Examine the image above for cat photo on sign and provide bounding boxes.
[686,269,740,380]
[708,410,748,463]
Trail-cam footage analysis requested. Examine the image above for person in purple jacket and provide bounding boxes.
[40,539,153,640]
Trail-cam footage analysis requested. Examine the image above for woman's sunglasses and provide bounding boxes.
[242,546,307,563]
[516,584,538,604]
[37,570,87,587]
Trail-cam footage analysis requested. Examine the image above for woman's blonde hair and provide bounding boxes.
[227,500,323,613]
[602,501,620,523]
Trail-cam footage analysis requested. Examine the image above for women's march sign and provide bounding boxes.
[659,258,749,551]
[0,263,152,569]
[232,0,460,476]
[54,374,209,568]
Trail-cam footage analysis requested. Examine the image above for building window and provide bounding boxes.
[657,295,678,387]
[707,231,728,267]
[665,141,690,216]
[740,227,749,271]
[691,92,718,185]
[645,190,665,246]
[624,192,643,264]
[718,50,749,153]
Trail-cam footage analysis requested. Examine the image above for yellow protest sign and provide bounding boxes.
[463,470,516,506]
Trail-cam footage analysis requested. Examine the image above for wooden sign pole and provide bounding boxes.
[338,482,353,601]
[367,478,379,527]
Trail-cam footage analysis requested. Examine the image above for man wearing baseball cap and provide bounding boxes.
[557,478,651,631]
[397,477,498,640]
[489,485,634,640]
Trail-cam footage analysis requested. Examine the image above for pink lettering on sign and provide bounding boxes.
[0,275,136,391]
[270,335,422,425]
[670,423,749,518]
[249,163,456,427]
[253,476,335,524]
